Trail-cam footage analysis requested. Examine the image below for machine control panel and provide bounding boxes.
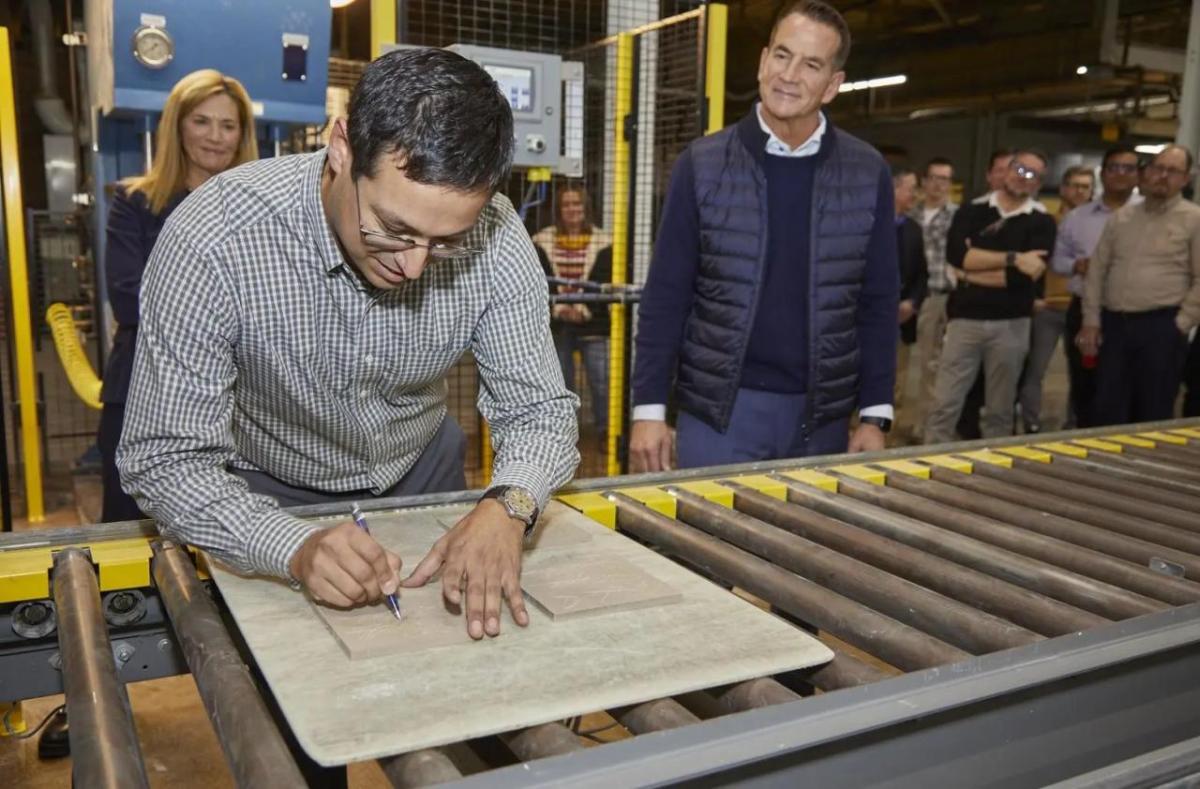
[448,44,573,173]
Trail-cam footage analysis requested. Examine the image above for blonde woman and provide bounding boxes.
[99,69,257,521]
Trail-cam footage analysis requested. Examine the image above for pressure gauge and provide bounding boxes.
[131,25,174,69]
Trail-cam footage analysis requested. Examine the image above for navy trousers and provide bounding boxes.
[98,403,145,523]
[1093,307,1188,426]
[676,388,850,469]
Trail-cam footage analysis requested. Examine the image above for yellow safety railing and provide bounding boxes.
[46,303,102,410]
[370,0,397,60]
[480,420,493,487]
[0,27,44,520]
[606,33,634,478]
[705,3,728,134]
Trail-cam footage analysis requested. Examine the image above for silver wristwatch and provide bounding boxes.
[481,485,539,537]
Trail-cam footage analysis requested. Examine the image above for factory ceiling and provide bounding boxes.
[724,0,1191,130]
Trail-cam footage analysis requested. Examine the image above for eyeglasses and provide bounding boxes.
[1010,162,1043,181]
[1145,163,1191,179]
[924,174,952,183]
[1103,162,1138,175]
[354,180,481,260]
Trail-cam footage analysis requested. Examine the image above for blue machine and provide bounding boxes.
[83,0,332,348]
[92,0,331,124]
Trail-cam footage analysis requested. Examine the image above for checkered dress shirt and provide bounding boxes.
[117,151,580,579]
[911,200,959,293]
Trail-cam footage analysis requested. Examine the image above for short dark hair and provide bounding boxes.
[347,48,514,193]
[924,156,954,175]
[890,163,917,183]
[1101,144,1138,170]
[771,1,852,69]
[1014,148,1049,170]
[988,148,1014,169]
[1061,165,1095,184]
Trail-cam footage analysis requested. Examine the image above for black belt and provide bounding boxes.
[1102,306,1178,320]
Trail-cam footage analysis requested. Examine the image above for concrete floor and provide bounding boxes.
[1,341,1072,785]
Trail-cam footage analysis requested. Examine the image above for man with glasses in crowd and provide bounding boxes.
[1077,144,1200,425]
[909,157,957,442]
[1050,146,1140,428]
[924,150,1057,442]
[118,49,580,641]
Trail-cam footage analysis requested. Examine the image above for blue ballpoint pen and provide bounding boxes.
[351,503,403,621]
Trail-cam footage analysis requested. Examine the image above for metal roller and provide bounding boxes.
[501,723,585,760]
[852,473,1200,602]
[1120,442,1200,470]
[669,487,1041,653]
[1164,437,1200,459]
[972,461,1200,534]
[805,650,895,691]
[150,542,306,788]
[379,749,464,788]
[53,548,151,789]
[608,492,971,671]
[1020,454,1200,508]
[611,698,701,733]
[921,467,1200,577]
[1073,449,1200,484]
[675,678,806,721]
[1044,450,1200,498]
[731,482,1108,635]
[716,679,802,713]
[778,478,1165,621]
[672,691,724,720]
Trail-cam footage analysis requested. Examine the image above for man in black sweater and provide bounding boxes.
[924,149,1056,443]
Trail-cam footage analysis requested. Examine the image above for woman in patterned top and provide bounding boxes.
[532,185,613,435]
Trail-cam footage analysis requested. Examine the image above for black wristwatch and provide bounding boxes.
[481,485,539,538]
[860,415,893,434]
[1005,250,1017,269]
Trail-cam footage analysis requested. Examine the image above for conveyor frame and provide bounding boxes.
[4,417,1200,786]
[457,602,1200,787]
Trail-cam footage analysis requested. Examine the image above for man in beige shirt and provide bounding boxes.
[1077,144,1200,425]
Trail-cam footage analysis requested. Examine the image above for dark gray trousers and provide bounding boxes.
[231,415,467,507]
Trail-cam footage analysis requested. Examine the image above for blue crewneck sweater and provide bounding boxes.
[740,155,818,392]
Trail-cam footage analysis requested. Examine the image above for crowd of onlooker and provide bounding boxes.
[891,143,1200,445]
[535,0,1200,474]
[537,141,1200,460]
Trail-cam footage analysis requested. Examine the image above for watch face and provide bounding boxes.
[503,487,537,520]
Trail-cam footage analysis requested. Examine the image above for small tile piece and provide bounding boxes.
[520,557,681,621]
[313,584,500,660]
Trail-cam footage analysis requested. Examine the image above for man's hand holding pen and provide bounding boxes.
[289,521,402,608]
[290,500,530,640]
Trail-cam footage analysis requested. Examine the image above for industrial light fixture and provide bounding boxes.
[1135,143,1168,154]
[1076,65,1089,75]
[838,74,907,93]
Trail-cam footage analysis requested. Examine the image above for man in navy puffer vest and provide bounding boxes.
[630,0,899,471]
